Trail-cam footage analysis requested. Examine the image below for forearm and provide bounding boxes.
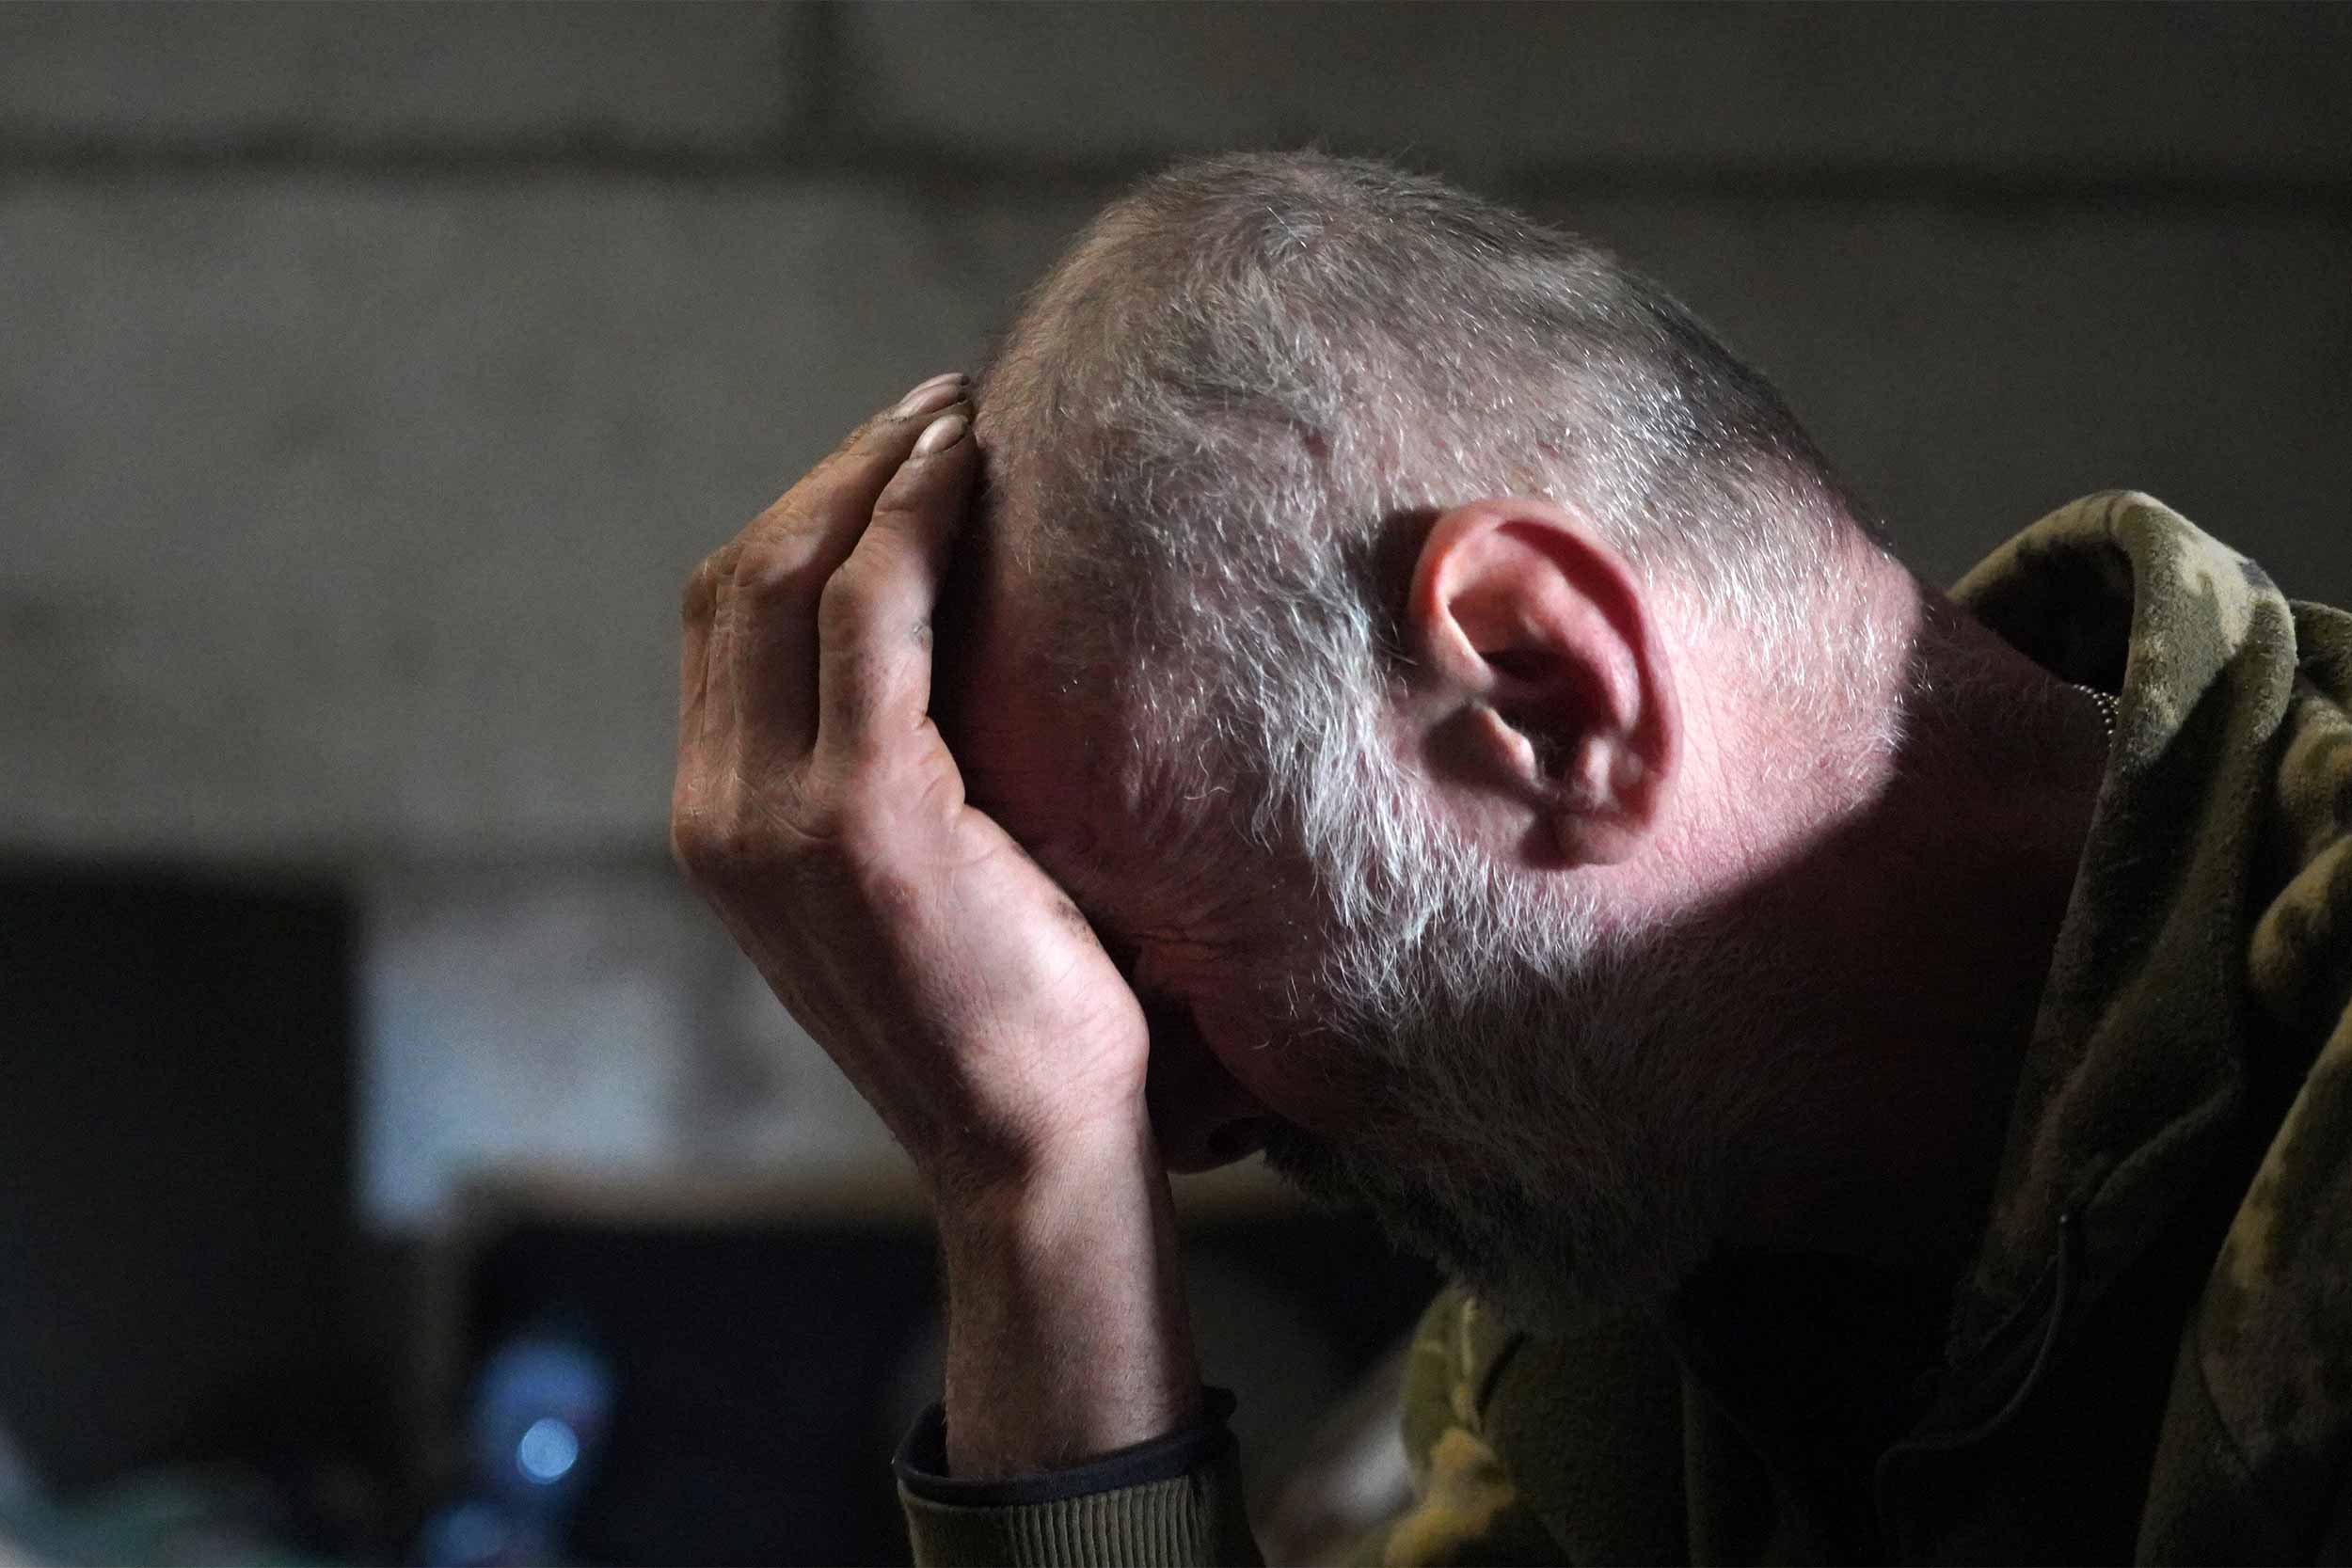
[938,1117,1204,1477]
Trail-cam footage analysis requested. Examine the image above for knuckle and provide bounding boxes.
[679,557,722,623]
[817,563,880,641]
[868,472,929,523]
[731,541,818,606]
[673,780,832,882]
[869,482,950,545]
[669,810,724,877]
[672,797,748,866]
[683,538,748,609]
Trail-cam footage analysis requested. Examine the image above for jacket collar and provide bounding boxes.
[1928,490,2300,1404]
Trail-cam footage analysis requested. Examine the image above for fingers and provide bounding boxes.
[812,409,979,769]
[723,376,970,765]
[677,375,966,794]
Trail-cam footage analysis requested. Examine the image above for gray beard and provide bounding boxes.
[1252,911,1792,1331]
[1259,1118,1602,1329]
[1259,1113,1706,1335]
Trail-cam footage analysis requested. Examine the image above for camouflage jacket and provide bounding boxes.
[900,493,2352,1564]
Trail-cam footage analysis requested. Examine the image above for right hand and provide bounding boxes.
[676,375,1208,1477]
[670,374,1152,1200]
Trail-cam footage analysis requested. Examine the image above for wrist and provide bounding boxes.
[931,1113,1205,1476]
[929,1105,1161,1244]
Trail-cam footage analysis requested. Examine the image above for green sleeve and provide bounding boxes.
[899,1441,1262,1567]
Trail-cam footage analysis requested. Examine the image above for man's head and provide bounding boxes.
[941,151,1915,1316]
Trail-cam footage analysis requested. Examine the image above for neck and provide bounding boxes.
[1708,578,2111,1285]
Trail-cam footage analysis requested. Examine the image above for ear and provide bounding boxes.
[1406,498,1680,868]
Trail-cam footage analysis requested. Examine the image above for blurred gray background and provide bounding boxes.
[2,1,2349,1558]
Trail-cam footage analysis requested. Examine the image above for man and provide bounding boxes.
[671,153,2352,1562]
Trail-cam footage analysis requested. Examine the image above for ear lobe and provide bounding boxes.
[1407,499,1680,869]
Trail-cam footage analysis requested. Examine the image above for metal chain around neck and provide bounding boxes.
[2077,684,2120,742]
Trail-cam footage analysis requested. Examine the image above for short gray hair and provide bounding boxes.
[977,150,1885,989]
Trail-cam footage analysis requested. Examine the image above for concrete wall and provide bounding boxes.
[6,2,2348,1224]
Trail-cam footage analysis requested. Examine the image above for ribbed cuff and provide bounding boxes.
[894,1387,1238,1505]
[895,1389,1260,1566]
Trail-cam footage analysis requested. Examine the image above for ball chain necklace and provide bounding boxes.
[2078,685,2120,743]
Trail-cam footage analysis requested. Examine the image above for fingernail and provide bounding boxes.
[893,373,967,419]
[913,412,969,457]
